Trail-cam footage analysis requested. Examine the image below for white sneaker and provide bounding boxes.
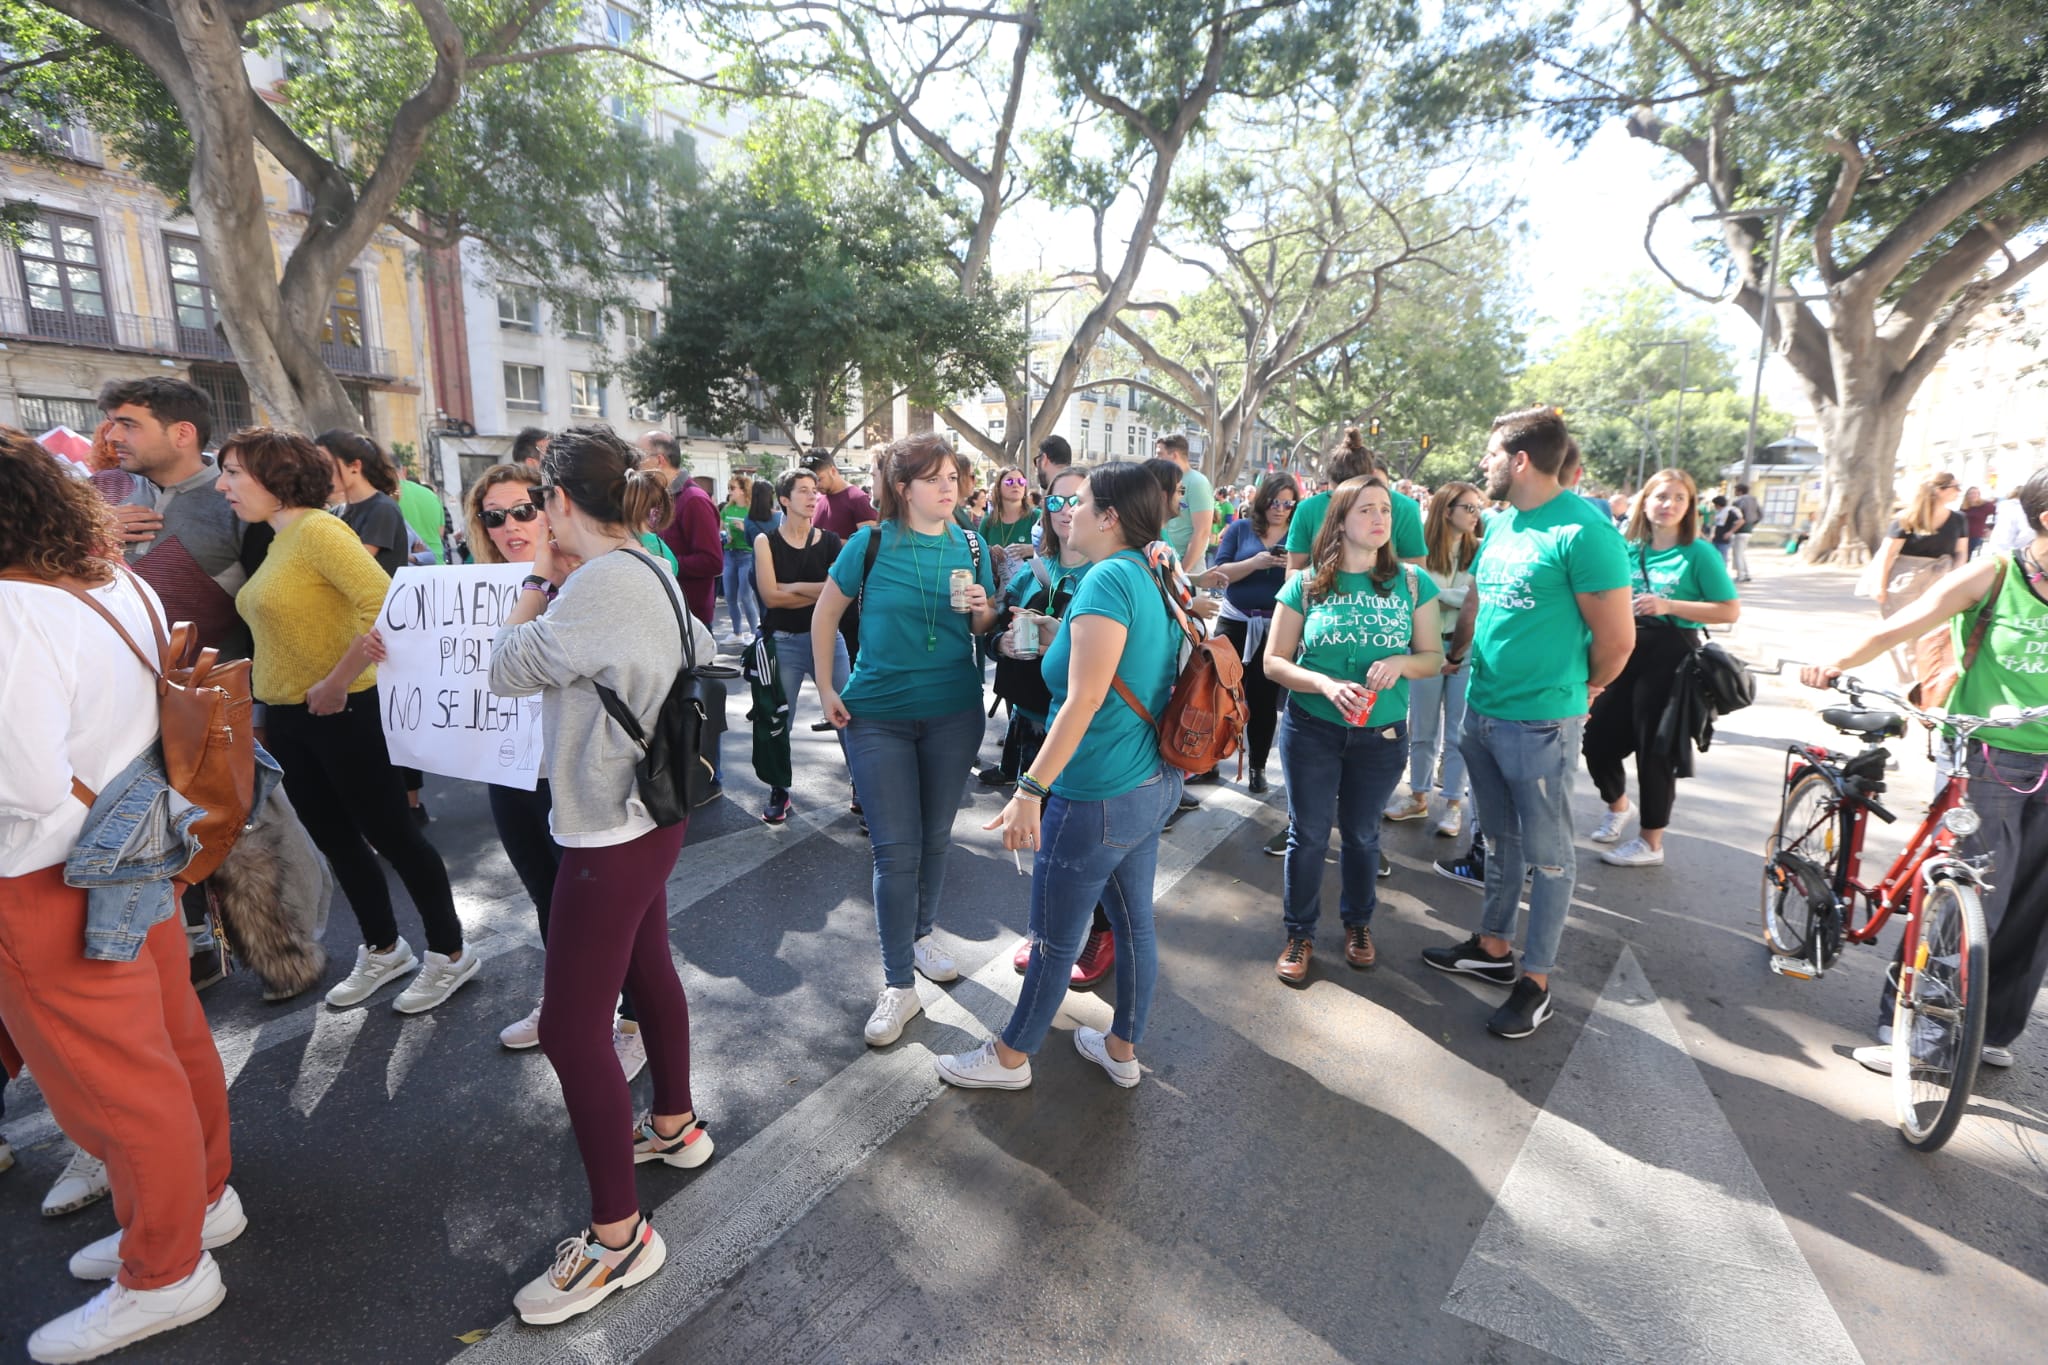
[1590,806,1635,844]
[863,985,922,1046]
[513,1220,665,1327]
[324,940,418,1008]
[934,1040,1032,1090]
[28,1251,225,1363]
[1981,1044,2016,1069]
[1383,791,1430,822]
[1433,801,1464,840]
[1600,836,1664,867]
[43,1148,109,1218]
[614,1026,647,1081]
[70,1186,245,1281]
[912,935,958,983]
[392,950,479,1014]
[500,999,543,1050]
[1074,1027,1142,1089]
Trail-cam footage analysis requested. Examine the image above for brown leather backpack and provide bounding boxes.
[10,566,256,882]
[1112,565,1248,777]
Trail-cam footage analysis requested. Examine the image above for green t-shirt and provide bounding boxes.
[1044,551,1180,800]
[828,523,997,718]
[1627,538,1736,630]
[1163,467,1216,561]
[638,532,679,575]
[1468,490,1631,721]
[982,508,1039,547]
[1285,488,1426,561]
[1949,555,2048,754]
[397,479,443,565]
[721,503,749,552]
[1277,565,1439,727]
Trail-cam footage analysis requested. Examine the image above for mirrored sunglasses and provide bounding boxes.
[1043,493,1083,512]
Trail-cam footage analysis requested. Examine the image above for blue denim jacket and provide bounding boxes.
[64,742,283,962]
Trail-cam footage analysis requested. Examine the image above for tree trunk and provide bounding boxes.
[1801,394,1905,565]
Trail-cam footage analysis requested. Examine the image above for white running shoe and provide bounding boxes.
[934,1040,1032,1090]
[863,985,922,1046]
[1074,1027,1142,1089]
[1981,1044,2016,1069]
[70,1186,245,1281]
[1383,791,1430,822]
[1590,806,1635,844]
[632,1115,715,1169]
[42,1148,109,1218]
[28,1252,225,1364]
[513,1220,666,1326]
[614,1027,647,1082]
[911,935,959,983]
[392,950,479,1014]
[1433,801,1464,840]
[1600,836,1664,867]
[500,999,543,1050]
[324,940,418,1008]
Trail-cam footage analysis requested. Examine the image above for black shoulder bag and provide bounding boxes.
[593,549,716,824]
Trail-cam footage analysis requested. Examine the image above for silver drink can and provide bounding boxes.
[950,568,974,612]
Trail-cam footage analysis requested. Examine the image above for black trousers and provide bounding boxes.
[1582,623,1698,831]
[265,688,464,956]
[1217,616,1280,769]
[489,778,635,1020]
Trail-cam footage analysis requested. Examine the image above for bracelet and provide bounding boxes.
[1016,773,1052,801]
[520,575,557,601]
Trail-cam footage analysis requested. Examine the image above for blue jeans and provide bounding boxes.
[771,630,850,791]
[1279,702,1408,937]
[1458,710,1583,976]
[722,553,759,637]
[1004,767,1182,1052]
[842,707,986,987]
[1408,667,1470,802]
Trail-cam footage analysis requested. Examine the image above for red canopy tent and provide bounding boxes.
[37,425,94,463]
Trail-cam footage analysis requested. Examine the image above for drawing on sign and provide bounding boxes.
[375,564,544,789]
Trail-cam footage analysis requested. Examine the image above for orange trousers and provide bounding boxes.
[0,865,231,1288]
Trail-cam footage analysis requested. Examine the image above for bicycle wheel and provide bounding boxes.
[1761,769,1839,956]
[1891,876,1990,1152]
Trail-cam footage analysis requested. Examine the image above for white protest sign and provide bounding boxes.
[375,564,545,790]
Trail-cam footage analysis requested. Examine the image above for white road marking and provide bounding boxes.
[289,1005,365,1118]
[451,778,1258,1363]
[1442,946,1865,1365]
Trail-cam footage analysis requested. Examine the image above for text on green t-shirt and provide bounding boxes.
[1276,565,1438,727]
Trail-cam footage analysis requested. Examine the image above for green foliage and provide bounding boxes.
[1520,278,1792,490]
[629,164,1026,445]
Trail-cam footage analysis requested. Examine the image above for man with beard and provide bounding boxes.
[1422,406,1633,1039]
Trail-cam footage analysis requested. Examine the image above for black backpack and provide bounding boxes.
[593,549,717,825]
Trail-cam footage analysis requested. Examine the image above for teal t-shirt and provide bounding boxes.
[828,523,997,718]
[982,509,1039,547]
[1277,565,1439,727]
[1285,488,1426,561]
[1468,490,1631,721]
[1628,538,1736,630]
[1163,467,1216,561]
[1044,552,1179,800]
[638,532,679,575]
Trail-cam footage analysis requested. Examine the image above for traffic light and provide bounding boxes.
[1419,434,1432,453]
[1367,416,1380,439]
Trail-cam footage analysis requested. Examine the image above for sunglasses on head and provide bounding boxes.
[481,503,541,529]
[1043,493,1083,512]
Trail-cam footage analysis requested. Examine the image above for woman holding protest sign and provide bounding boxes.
[220,427,473,1015]
[488,424,719,1328]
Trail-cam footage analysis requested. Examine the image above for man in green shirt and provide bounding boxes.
[1284,433,1424,570]
[394,454,446,565]
[1156,434,1215,566]
[1422,407,1634,1040]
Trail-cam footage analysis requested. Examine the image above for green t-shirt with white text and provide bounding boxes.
[1627,538,1736,630]
[1468,490,1631,721]
[1277,565,1438,727]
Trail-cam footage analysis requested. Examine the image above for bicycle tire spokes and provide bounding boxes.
[1893,878,1990,1152]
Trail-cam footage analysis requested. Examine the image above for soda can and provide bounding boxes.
[1343,687,1379,727]
[950,568,974,612]
[1009,611,1041,658]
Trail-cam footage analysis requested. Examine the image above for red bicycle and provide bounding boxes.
[1761,675,2048,1151]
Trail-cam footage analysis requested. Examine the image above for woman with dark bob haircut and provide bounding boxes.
[217,427,472,1016]
[0,426,240,1359]
[936,461,1188,1094]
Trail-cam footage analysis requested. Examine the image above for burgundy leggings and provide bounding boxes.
[537,821,691,1225]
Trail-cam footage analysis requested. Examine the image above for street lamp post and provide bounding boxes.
[1694,205,1792,490]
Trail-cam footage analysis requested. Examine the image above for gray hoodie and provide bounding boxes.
[490,548,716,843]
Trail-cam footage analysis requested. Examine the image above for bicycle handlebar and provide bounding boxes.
[1828,674,2048,738]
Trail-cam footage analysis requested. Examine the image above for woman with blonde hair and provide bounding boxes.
[1867,471,1964,680]
[1385,481,1484,837]
[1581,468,1740,866]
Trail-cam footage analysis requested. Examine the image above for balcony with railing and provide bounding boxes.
[2,296,397,378]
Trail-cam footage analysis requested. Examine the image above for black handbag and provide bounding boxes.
[593,549,717,824]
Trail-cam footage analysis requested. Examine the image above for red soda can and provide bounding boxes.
[1344,687,1379,726]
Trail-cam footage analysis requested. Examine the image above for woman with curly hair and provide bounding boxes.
[0,426,241,1360]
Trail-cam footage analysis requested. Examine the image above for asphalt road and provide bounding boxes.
[3,554,2045,1364]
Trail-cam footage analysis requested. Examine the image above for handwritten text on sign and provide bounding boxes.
[376,564,544,790]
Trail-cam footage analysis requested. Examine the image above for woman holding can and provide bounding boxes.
[1263,476,1442,984]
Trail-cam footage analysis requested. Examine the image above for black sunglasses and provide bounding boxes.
[482,503,542,529]
[528,484,554,512]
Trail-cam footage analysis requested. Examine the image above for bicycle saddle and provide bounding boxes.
[1822,705,1906,740]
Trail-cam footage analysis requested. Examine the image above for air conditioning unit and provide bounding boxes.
[629,404,662,422]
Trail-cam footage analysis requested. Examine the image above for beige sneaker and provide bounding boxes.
[1383,791,1430,822]
[1433,800,1464,840]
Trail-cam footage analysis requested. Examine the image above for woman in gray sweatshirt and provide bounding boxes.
[487,424,717,1328]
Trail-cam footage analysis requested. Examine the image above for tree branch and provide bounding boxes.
[1888,236,2048,404]
[1813,134,1863,286]
[1843,116,2048,298]
[468,43,754,97]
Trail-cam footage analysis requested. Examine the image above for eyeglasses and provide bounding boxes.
[1001,476,1027,487]
[528,484,555,512]
[1453,502,1485,514]
[1044,493,1083,512]
[481,504,542,529]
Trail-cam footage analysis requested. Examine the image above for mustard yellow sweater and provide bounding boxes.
[238,510,391,705]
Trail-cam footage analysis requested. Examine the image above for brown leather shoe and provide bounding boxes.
[1344,924,1376,969]
[1276,937,1314,984]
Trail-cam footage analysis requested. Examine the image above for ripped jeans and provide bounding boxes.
[1459,710,1583,977]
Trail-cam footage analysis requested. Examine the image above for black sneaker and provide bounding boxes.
[1247,768,1269,794]
[1378,852,1392,880]
[811,718,835,732]
[762,790,792,826]
[976,763,1014,788]
[1420,933,1518,985]
[1434,848,1485,889]
[1486,977,1553,1039]
[1263,828,1288,857]
[1185,768,1220,786]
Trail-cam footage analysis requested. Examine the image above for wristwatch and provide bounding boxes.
[520,574,555,599]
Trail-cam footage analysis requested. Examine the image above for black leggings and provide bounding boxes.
[1217,616,1280,769]
[265,688,463,956]
[1582,623,1698,832]
[489,779,634,1020]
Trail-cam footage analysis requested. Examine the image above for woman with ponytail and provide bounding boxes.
[1284,426,1427,572]
[488,424,719,1327]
